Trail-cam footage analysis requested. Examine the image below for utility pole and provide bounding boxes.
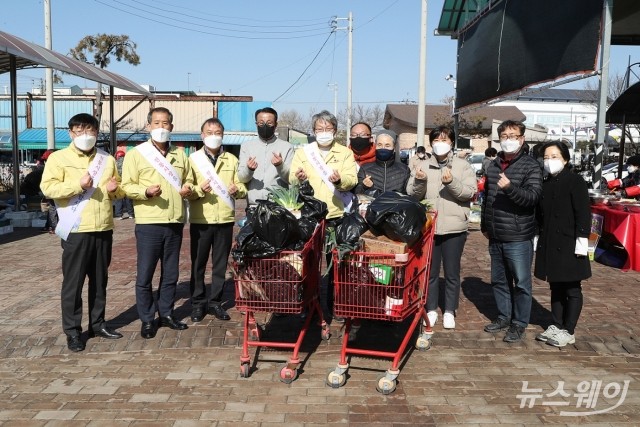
[328,83,338,116]
[417,0,428,148]
[593,0,613,189]
[44,0,55,150]
[335,13,353,133]
[445,74,458,148]
[187,72,191,92]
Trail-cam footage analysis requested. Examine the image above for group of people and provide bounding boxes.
[481,120,591,347]
[40,106,594,353]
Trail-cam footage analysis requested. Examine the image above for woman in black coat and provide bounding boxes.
[534,141,591,347]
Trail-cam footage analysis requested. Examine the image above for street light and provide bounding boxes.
[445,74,459,148]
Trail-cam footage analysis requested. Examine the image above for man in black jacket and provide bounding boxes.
[354,129,409,197]
[481,120,542,343]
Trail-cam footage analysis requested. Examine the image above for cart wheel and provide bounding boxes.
[279,366,298,384]
[416,336,431,351]
[321,326,331,341]
[240,363,250,378]
[376,375,397,395]
[326,369,346,388]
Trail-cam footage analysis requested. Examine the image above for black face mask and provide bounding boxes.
[257,124,276,140]
[349,137,371,153]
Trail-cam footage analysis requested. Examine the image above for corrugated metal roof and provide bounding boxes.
[0,31,151,95]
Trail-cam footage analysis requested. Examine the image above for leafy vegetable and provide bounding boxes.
[419,199,434,211]
[268,185,304,210]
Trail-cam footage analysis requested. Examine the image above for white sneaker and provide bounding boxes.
[546,329,575,347]
[443,312,455,329]
[426,311,438,327]
[535,325,560,343]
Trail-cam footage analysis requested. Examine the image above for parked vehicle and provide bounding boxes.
[466,153,484,176]
[580,162,628,186]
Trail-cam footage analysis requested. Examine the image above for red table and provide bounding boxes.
[591,205,640,272]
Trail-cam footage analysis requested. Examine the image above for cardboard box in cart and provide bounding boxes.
[359,230,407,255]
[359,231,409,265]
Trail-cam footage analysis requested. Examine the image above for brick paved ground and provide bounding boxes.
[1,200,639,425]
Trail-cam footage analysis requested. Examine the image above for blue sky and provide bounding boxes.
[2,0,640,116]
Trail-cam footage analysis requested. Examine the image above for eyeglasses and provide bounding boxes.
[256,121,275,127]
[71,128,97,136]
[350,133,371,138]
[315,127,335,133]
[499,134,522,141]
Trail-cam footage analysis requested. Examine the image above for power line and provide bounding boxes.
[93,0,331,39]
[273,31,336,103]
[353,0,402,30]
[124,0,326,34]
[148,0,331,25]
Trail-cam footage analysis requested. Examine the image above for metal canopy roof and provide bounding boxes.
[0,31,151,95]
[436,0,492,36]
[436,0,640,45]
[606,81,640,124]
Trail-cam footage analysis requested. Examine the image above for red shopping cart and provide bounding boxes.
[326,213,436,394]
[233,220,330,383]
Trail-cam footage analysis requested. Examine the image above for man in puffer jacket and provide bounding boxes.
[354,129,410,197]
[481,120,542,343]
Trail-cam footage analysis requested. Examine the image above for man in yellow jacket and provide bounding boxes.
[121,107,195,339]
[289,110,357,317]
[188,118,246,322]
[41,113,126,352]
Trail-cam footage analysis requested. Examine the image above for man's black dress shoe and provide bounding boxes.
[159,315,188,330]
[67,335,85,352]
[141,321,156,339]
[208,304,231,321]
[89,327,123,339]
[191,307,205,322]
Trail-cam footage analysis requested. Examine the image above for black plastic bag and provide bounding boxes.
[251,199,301,250]
[298,181,328,220]
[232,223,277,263]
[336,211,368,246]
[365,191,426,247]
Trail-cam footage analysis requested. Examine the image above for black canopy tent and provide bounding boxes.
[0,30,151,209]
[606,81,640,176]
[437,0,640,187]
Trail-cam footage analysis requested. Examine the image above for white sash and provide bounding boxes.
[303,142,353,212]
[190,150,235,210]
[55,149,109,241]
[136,142,182,193]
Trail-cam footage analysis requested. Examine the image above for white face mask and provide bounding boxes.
[500,138,521,154]
[431,142,451,156]
[203,135,223,150]
[315,132,334,147]
[543,159,565,175]
[73,134,96,152]
[628,165,638,174]
[151,128,171,143]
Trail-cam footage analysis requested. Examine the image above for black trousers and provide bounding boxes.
[189,222,233,309]
[550,281,583,335]
[134,223,184,322]
[427,232,468,313]
[60,230,113,337]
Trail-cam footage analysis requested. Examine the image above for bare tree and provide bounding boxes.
[69,34,140,128]
[583,72,627,101]
[278,109,310,132]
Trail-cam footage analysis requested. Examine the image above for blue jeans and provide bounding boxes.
[488,239,534,328]
[114,197,134,217]
[134,223,184,322]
